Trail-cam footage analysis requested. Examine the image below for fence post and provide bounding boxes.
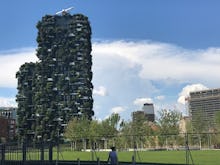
[40,141,44,161]
[77,158,80,165]
[49,143,53,163]
[22,141,27,164]
[1,144,5,164]
[185,133,189,165]
[97,157,100,165]
[132,155,136,165]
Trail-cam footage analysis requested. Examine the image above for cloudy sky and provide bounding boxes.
[1,1,220,121]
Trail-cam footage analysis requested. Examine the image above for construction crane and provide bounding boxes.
[56,7,74,15]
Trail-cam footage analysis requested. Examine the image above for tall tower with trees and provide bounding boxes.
[16,13,94,143]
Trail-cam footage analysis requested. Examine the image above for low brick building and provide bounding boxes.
[0,107,16,142]
[0,117,8,141]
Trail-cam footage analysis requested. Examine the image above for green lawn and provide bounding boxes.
[6,149,220,165]
[55,150,220,165]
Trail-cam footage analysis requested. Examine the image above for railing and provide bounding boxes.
[1,133,220,165]
[0,142,53,165]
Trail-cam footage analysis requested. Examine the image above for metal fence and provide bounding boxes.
[1,133,220,165]
[0,142,53,164]
[61,132,220,151]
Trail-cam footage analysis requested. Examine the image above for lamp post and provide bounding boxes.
[36,113,45,161]
[55,117,67,165]
[37,135,44,161]
[55,117,62,165]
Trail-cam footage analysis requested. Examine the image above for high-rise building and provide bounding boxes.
[132,103,155,123]
[142,103,155,122]
[16,13,94,143]
[188,88,220,129]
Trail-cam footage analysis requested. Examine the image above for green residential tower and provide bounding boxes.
[16,13,94,143]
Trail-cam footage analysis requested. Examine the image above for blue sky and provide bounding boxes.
[1,1,220,121]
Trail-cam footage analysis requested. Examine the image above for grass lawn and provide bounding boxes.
[55,150,220,165]
[6,149,220,165]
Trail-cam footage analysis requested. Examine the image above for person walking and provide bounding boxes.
[107,146,118,165]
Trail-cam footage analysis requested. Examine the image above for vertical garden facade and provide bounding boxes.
[16,14,94,143]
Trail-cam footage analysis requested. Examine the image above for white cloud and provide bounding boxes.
[3,40,220,90]
[111,106,126,114]
[93,40,220,86]
[177,84,208,105]
[0,48,38,87]
[133,97,153,106]
[0,97,17,107]
[2,40,220,120]
[93,86,108,96]
[92,40,220,119]
[155,95,165,101]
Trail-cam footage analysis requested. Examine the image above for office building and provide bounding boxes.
[142,103,155,122]
[188,88,220,129]
[132,103,155,123]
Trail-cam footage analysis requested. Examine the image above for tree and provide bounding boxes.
[109,113,121,130]
[64,116,90,150]
[157,109,182,148]
[64,117,78,150]
[87,119,101,149]
[191,109,212,149]
[119,120,133,149]
[192,109,210,133]
[214,111,220,131]
[98,113,121,149]
[158,109,182,134]
[213,111,220,148]
[131,111,152,149]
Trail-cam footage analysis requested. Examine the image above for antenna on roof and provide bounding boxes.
[56,7,74,15]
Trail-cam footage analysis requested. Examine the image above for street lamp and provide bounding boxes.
[54,117,67,165]
[54,117,62,165]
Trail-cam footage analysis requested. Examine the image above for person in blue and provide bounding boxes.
[107,146,118,165]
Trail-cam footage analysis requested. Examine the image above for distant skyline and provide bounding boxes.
[1,1,220,120]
